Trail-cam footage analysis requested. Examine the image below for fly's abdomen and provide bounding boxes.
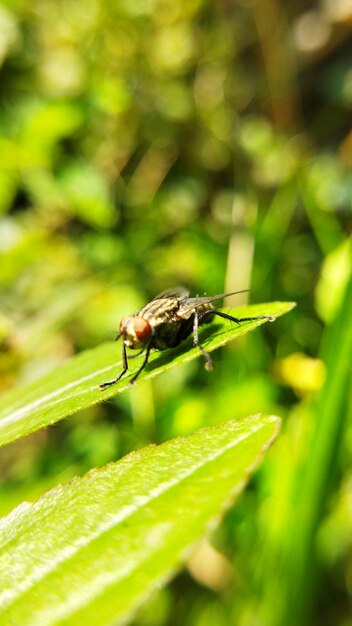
[197,303,214,325]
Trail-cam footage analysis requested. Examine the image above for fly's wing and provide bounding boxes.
[177,289,249,317]
[152,287,190,300]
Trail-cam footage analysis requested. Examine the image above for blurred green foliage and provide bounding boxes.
[0,0,351,625]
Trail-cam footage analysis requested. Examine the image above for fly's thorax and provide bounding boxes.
[139,297,180,324]
[119,316,152,349]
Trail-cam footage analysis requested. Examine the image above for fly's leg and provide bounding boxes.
[212,310,276,324]
[193,311,213,371]
[128,349,144,359]
[130,343,152,384]
[99,342,129,389]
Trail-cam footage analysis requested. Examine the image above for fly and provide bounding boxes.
[99,288,275,389]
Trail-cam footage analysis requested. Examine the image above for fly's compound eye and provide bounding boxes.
[132,318,152,341]
[119,316,152,348]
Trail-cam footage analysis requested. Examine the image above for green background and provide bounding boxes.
[0,0,351,625]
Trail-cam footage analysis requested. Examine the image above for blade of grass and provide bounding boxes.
[259,269,351,626]
[0,302,294,448]
[281,268,352,625]
[0,414,280,626]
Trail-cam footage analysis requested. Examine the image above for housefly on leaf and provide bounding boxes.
[99,288,275,389]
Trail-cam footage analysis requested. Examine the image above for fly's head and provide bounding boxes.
[119,316,152,349]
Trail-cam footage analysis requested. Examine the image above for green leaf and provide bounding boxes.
[0,302,294,448]
[0,414,280,626]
